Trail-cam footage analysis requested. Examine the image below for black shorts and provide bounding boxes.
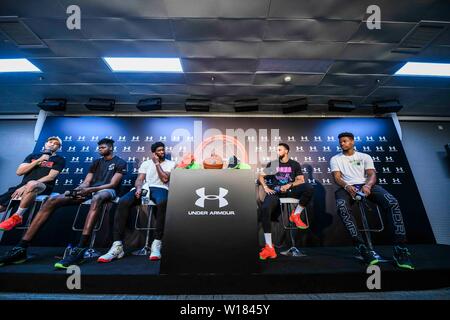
[0,183,52,207]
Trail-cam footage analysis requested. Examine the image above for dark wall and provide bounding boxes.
[401,121,450,245]
[0,120,36,192]
[1,116,435,247]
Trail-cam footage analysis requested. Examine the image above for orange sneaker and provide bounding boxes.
[0,214,23,231]
[289,212,308,229]
[259,244,277,260]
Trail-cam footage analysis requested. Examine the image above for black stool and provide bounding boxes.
[0,193,59,243]
[355,197,388,262]
[279,198,309,257]
[72,197,119,259]
[132,197,156,256]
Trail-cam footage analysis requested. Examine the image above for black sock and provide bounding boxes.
[17,239,30,249]
[77,235,90,248]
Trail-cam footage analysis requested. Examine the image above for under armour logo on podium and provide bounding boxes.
[195,188,229,208]
[363,146,371,152]
[159,136,167,141]
[296,146,304,152]
[91,136,99,141]
[327,136,335,142]
[131,136,140,142]
[366,136,374,142]
[67,146,76,152]
[61,168,69,174]
[379,136,387,142]
[77,136,85,142]
[137,146,145,152]
[314,136,321,142]
[323,146,331,152]
[145,136,153,142]
[118,136,126,142]
[287,136,295,141]
[309,146,317,152]
[84,157,93,162]
[70,157,79,163]
[74,168,83,174]
[376,146,384,152]
[300,136,309,142]
[81,146,89,152]
[64,136,72,141]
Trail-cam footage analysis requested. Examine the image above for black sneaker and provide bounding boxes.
[357,244,379,266]
[393,246,414,270]
[0,247,28,266]
[54,247,87,269]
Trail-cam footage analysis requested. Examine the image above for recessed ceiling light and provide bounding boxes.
[284,75,292,82]
[394,62,450,77]
[0,58,41,72]
[103,57,183,73]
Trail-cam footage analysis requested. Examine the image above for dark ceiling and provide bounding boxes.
[0,0,449,116]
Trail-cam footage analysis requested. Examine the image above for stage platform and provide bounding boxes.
[1,244,449,295]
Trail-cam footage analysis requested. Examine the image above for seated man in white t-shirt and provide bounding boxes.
[330,132,414,270]
[98,142,176,263]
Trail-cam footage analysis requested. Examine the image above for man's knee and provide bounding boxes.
[303,183,315,194]
[91,194,107,207]
[25,181,42,193]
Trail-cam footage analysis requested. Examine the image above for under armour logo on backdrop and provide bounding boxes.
[195,187,229,208]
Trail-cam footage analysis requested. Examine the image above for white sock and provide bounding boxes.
[294,205,304,215]
[264,233,273,247]
[113,240,123,246]
[15,207,27,217]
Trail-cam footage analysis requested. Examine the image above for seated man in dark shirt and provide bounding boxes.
[0,138,127,268]
[257,143,315,260]
[0,136,65,231]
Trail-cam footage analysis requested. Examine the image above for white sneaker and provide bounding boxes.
[149,239,162,261]
[97,241,125,263]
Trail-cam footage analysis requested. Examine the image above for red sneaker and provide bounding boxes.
[0,214,23,231]
[259,244,277,260]
[289,212,308,229]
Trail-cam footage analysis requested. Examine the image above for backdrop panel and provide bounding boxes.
[1,116,435,247]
